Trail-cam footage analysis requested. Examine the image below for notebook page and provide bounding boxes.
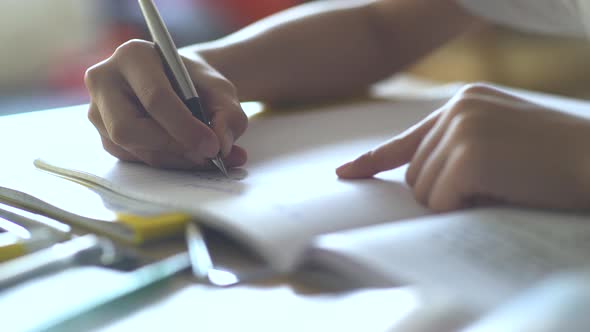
[37,98,442,271]
[461,270,590,332]
[311,208,590,307]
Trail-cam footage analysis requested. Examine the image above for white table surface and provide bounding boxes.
[4,75,590,331]
[1,78,450,332]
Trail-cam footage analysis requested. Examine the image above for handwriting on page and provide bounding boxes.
[181,168,248,194]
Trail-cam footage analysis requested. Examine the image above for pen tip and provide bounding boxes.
[211,157,229,178]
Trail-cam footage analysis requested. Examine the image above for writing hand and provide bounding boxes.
[337,84,590,211]
[85,39,248,169]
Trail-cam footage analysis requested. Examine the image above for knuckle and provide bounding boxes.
[233,106,249,135]
[224,80,239,96]
[108,122,134,146]
[448,83,496,113]
[449,111,484,137]
[113,39,153,61]
[447,95,493,122]
[453,110,479,125]
[369,150,385,170]
[454,141,477,161]
[360,150,381,173]
[87,105,101,126]
[449,95,480,115]
[459,82,495,97]
[206,73,238,95]
[101,138,130,161]
[84,62,111,89]
[210,100,248,138]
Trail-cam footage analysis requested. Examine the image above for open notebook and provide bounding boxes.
[309,208,590,307]
[35,97,437,271]
[34,92,590,293]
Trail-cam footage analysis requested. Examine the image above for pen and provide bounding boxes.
[0,202,71,263]
[0,201,71,236]
[0,222,59,263]
[138,0,229,176]
[0,234,121,290]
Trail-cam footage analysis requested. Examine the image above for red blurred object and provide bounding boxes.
[210,0,302,28]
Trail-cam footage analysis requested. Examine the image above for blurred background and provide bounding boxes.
[0,0,302,115]
[0,0,589,115]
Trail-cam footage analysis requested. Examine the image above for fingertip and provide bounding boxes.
[221,128,234,157]
[335,161,355,178]
[197,134,221,158]
[224,145,248,167]
[336,155,378,179]
[210,107,247,158]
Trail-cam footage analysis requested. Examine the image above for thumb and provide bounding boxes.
[336,110,440,178]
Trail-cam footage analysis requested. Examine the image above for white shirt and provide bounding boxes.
[458,0,590,38]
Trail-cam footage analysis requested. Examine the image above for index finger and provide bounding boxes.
[185,56,248,157]
[336,109,441,178]
[115,40,220,157]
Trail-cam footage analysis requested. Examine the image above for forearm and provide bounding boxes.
[183,0,481,103]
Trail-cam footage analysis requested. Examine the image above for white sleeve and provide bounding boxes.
[458,0,589,39]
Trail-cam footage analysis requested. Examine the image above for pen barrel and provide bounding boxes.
[185,97,211,126]
[0,235,104,291]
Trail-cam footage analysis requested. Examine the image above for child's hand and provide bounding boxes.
[84,39,248,169]
[337,84,590,211]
